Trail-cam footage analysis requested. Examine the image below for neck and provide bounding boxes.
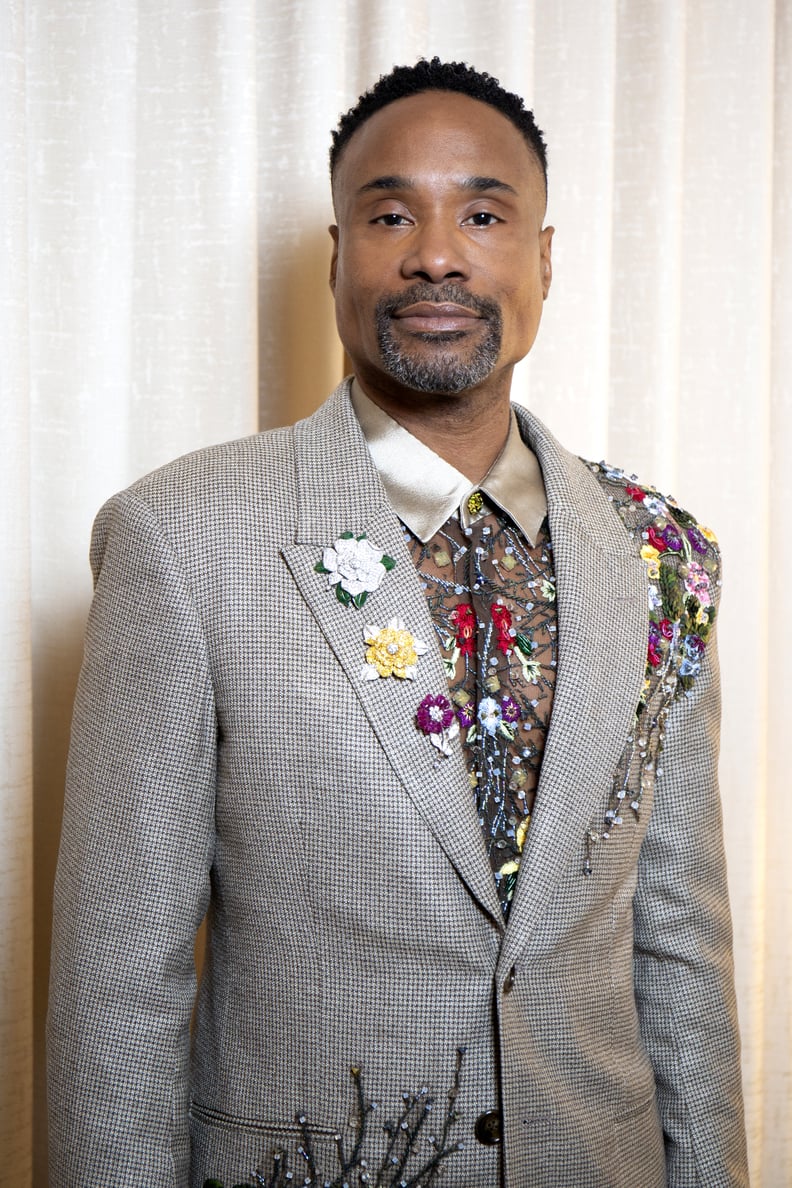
[354,375,513,483]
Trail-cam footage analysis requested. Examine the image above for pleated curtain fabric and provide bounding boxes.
[1,1,789,1182]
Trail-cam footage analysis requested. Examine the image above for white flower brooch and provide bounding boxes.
[315,532,396,609]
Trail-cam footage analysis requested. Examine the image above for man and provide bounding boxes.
[48,59,748,1186]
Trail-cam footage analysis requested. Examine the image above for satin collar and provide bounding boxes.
[350,380,547,545]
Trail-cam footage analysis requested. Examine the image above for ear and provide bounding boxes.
[539,225,554,300]
[329,225,339,293]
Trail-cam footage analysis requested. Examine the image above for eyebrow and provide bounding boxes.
[357,174,518,197]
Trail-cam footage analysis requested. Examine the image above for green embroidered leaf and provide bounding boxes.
[515,632,533,656]
[671,505,698,530]
[340,530,355,540]
[697,601,717,642]
[382,554,396,571]
[499,723,516,742]
[314,561,328,574]
[684,594,700,625]
[442,645,460,678]
[352,591,368,609]
[336,587,351,607]
[659,563,683,619]
[466,724,478,743]
[518,654,541,684]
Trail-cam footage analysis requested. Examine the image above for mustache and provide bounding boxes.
[376,284,502,321]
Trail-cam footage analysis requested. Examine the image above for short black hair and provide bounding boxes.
[330,57,547,192]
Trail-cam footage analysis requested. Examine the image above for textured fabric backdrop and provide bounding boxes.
[1,1,789,1182]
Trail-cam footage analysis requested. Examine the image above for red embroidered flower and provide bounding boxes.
[626,484,646,502]
[450,602,476,655]
[646,524,668,553]
[659,618,674,640]
[647,639,662,668]
[491,604,513,654]
[647,623,663,668]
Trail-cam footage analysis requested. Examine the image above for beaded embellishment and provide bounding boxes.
[584,462,720,871]
[204,1051,465,1188]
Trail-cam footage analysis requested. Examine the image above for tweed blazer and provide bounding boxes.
[48,380,748,1187]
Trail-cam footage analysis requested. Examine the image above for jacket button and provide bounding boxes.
[474,1109,502,1145]
[503,965,516,993]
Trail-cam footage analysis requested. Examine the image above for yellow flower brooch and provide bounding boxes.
[361,618,429,681]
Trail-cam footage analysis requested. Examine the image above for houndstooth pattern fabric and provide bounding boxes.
[47,380,748,1186]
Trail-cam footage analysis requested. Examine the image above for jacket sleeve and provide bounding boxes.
[47,490,217,1185]
[632,615,750,1187]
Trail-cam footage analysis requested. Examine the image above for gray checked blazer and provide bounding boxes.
[47,380,748,1186]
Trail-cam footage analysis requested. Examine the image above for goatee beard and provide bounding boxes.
[374,284,503,394]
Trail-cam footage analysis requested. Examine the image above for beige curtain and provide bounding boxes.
[2,1,789,1182]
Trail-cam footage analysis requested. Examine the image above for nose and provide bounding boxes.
[402,218,470,284]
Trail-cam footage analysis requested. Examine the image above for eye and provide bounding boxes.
[371,212,412,226]
[463,210,502,227]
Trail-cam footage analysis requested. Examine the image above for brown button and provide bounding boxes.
[474,1109,502,1145]
[503,965,516,993]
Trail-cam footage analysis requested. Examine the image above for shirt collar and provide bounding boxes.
[350,380,547,544]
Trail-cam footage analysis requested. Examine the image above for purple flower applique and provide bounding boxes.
[662,524,683,552]
[416,694,459,757]
[647,623,663,668]
[501,695,521,724]
[687,526,708,556]
[455,700,476,729]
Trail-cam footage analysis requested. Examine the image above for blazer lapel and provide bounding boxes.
[281,383,504,926]
[501,409,649,953]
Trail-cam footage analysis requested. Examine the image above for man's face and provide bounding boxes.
[330,90,553,404]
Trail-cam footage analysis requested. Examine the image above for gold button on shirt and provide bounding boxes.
[352,383,557,916]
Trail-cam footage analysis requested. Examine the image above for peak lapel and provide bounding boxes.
[501,409,648,953]
[281,383,503,927]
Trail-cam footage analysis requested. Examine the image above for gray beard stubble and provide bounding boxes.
[374,285,503,394]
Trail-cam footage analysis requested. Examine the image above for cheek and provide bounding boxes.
[504,280,542,329]
[333,271,381,353]
[501,281,545,356]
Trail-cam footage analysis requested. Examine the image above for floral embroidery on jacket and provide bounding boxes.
[361,618,428,681]
[416,692,460,756]
[315,532,396,608]
[585,462,720,867]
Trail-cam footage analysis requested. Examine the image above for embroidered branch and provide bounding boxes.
[204,1050,466,1188]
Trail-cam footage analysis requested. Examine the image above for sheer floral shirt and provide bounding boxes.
[352,385,556,917]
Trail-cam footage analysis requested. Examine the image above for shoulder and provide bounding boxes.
[586,459,721,693]
[584,458,719,564]
[127,425,295,506]
[89,384,360,568]
[117,380,356,515]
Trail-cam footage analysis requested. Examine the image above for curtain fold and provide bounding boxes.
[2,2,788,1182]
[1,2,34,1179]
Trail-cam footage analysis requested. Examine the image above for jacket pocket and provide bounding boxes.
[189,1103,341,1188]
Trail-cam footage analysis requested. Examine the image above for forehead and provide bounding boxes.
[332,90,543,205]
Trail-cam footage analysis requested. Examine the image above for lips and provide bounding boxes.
[393,301,483,333]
